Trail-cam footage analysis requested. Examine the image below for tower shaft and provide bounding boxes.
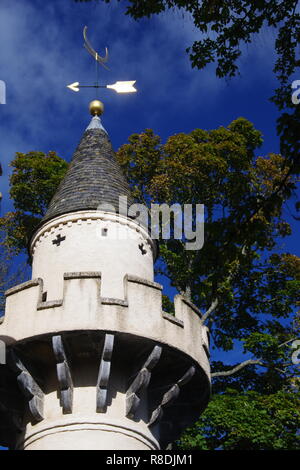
[0,110,210,450]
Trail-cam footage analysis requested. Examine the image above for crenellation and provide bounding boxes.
[126,274,162,291]
[0,272,210,374]
[162,312,184,328]
[101,298,128,307]
[64,271,101,280]
[37,299,64,311]
[5,279,42,298]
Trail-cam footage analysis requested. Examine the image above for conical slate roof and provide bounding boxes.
[42,117,133,223]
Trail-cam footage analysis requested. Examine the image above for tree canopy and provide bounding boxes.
[116,118,300,449]
[177,388,300,450]
[1,118,299,449]
[116,117,299,369]
[0,151,68,256]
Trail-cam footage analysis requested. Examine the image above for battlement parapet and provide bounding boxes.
[1,272,210,375]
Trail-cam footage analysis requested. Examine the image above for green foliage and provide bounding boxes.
[0,151,68,255]
[177,389,300,450]
[116,119,300,448]
[162,294,175,315]
[116,122,299,349]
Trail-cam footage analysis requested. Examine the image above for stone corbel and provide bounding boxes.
[126,345,162,420]
[148,366,195,426]
[8,350,44,422]
[96,333,115,413]
[52,335,74,414]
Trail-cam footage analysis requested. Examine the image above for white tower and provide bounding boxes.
[0,102,210,450]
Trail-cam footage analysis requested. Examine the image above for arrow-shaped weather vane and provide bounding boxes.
[67,26,137,94]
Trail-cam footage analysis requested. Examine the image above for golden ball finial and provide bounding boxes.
[89,100,104,116]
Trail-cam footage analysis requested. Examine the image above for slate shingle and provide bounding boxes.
[42,128,133,223]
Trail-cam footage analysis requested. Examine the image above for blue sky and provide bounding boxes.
[0,0,299,367]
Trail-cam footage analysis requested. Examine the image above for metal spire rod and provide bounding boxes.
[77,85,107,88]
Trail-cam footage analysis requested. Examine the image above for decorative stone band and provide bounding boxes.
[20,418,160,451]
[30,210,157,259]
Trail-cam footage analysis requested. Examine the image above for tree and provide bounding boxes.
[1,119,299,448]
[177,389,300,450]
[76,0,300,210]
[115,119,300,448]
[0,151,68,256]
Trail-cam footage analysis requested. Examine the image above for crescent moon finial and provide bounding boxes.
[83,26,109,70]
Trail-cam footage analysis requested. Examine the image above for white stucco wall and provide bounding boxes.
[31,211,156,299]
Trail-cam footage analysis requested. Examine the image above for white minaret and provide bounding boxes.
[0,102,210,450]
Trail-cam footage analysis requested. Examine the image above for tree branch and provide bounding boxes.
[201,298,219,324]
[220,162,295,254]
[200,243,249,325]
[211,359,263,378]
[278,338,298,348]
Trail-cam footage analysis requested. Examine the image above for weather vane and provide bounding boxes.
[67,26,137,95]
